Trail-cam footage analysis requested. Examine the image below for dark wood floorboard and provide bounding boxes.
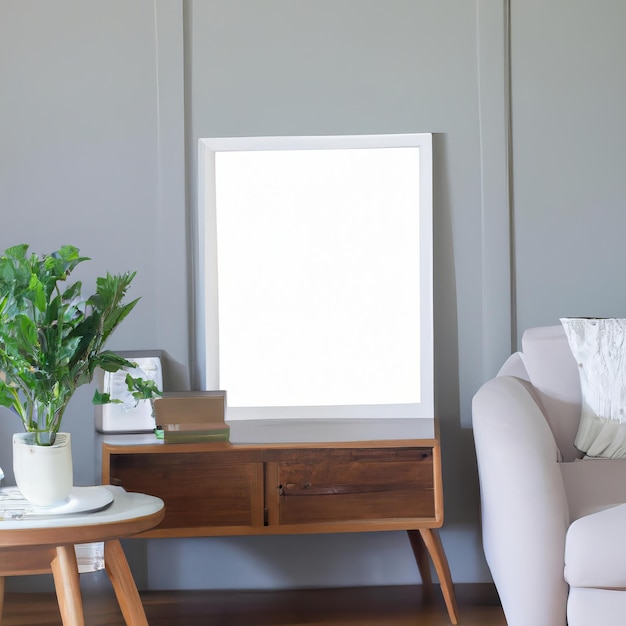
[1,585,506,626]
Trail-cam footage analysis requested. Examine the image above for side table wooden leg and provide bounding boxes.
[0,575,5,623]
[51,545,85,626]
[407,530,434,601]
[419,528,459,625]
[104,539,148,626]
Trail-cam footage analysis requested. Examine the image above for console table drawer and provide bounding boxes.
[268,448,435,526]
[108,452,264,530]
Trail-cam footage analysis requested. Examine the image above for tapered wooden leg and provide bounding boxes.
[104,539,148,626]
[50,545,85,626]
[407,530,434,601]
[0,575,5,624]
[419,528,459,625]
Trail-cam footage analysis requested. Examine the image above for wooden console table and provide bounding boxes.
[101,425,459,624]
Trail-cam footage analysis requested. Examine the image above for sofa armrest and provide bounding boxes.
[496,351,529,380]
[472,375,570,626]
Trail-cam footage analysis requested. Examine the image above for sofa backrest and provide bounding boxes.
[519,325,582,461]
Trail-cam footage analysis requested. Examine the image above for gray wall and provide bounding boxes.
[512,0,626,335]
[1,0,622,593]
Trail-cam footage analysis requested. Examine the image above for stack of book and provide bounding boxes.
[160,421,230,443]
[153,391,229,443]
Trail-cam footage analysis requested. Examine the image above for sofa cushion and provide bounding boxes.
[560,458,626,522]
[521,325,582,461]
[565,503,626,588]
[567,588,626,626]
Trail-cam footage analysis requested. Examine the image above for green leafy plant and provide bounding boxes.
[0,244,161,445]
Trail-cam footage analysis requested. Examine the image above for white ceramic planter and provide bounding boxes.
[13,432,73,507]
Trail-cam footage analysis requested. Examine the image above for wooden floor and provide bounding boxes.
[1,585,506,626]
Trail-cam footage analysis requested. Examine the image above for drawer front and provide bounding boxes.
[270,447,435,525]
[108,452,264,530]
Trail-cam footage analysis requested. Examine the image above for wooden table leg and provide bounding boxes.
[0,575,5,623]
[51,545,85,626]
[407,529,434,601]
[419,528,459,625]
[104,539,149,626]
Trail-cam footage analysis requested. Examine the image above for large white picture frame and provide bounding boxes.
[197,134,433,442]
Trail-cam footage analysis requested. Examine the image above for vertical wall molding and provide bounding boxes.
[153,0,190,389]
[476,0,514,380]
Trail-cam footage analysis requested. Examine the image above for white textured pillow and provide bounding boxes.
[560,318,626,459]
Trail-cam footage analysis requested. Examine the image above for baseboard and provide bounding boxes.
[4,582,502,606]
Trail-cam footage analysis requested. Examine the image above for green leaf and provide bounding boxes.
[94,350,135,373]
[61,280,82,303]
[0,381,17,408]
[125,373,163,401]
[16,314,38,349]
[92,389,123,405]
[4,244,28,261]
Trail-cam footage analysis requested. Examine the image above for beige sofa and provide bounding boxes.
[472,325,626,626]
